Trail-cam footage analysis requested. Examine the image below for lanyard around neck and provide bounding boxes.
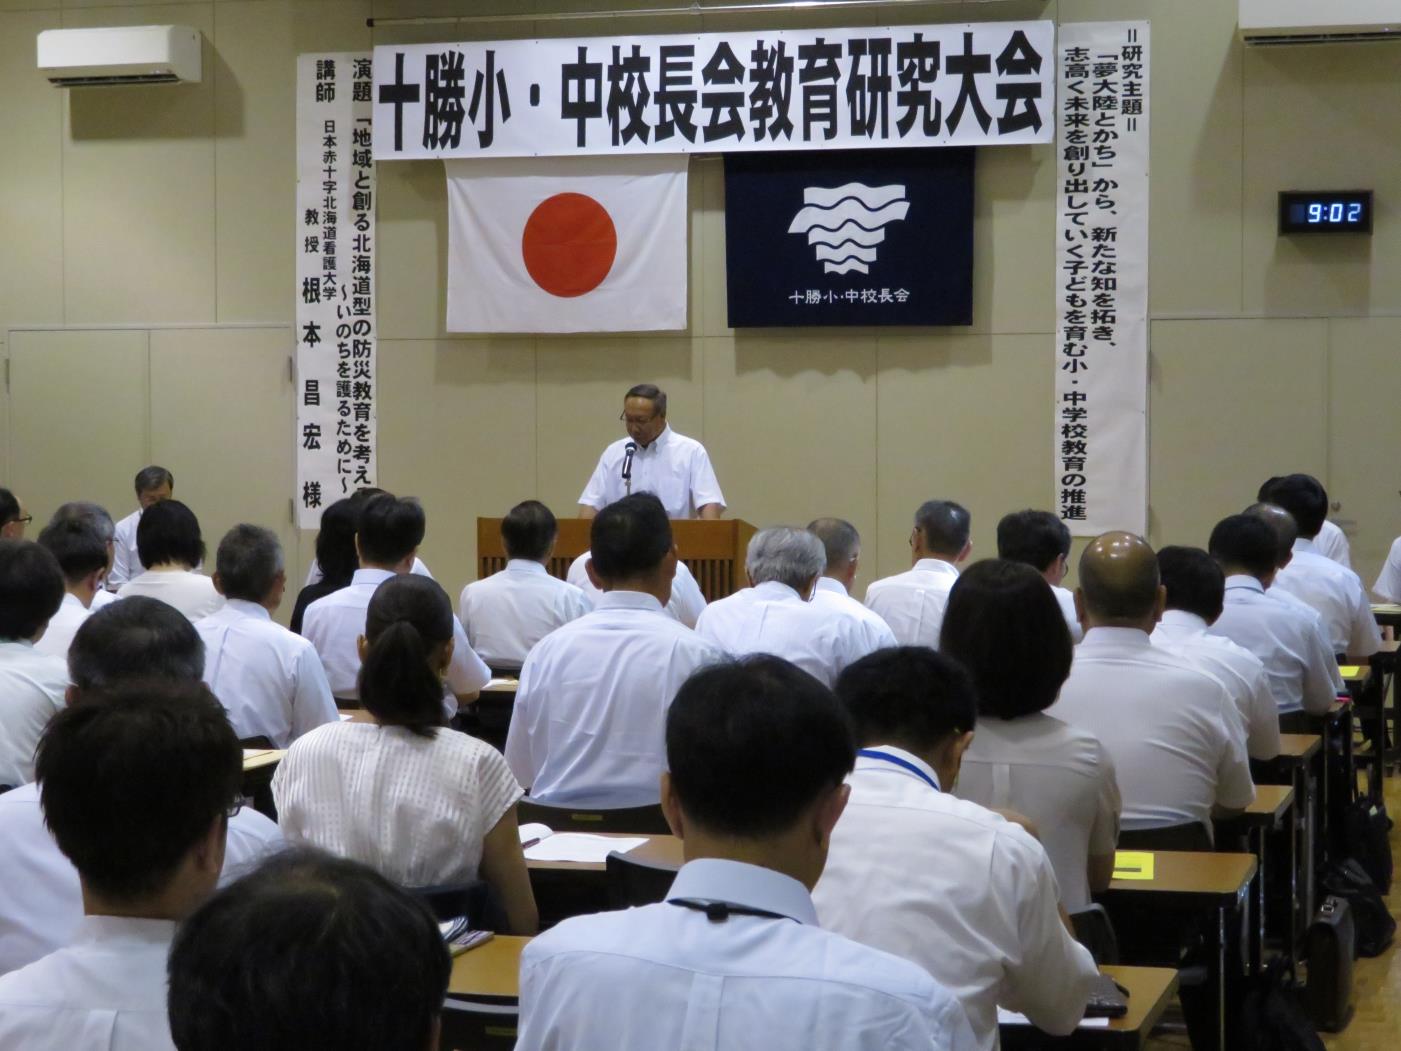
[858,749,940,792]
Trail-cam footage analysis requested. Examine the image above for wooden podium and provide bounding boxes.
[476,518,757,603]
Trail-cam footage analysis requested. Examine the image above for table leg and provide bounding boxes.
[1209,902,1227,1051]
[1287,793,1300,981]
[1251,826,1266,975]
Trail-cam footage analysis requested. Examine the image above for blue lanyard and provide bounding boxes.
[858,749,940,792]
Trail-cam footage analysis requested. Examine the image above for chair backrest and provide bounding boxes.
[1117,822,1213,852]
[440,999,519,1051]
[410,879,508,931]
[518,798,671,834]
[606,850,678,909]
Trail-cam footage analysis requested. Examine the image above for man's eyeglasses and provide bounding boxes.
[8,515,32,527]
[620,411,658,425]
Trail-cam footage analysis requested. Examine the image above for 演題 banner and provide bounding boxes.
[372,21,1055,161]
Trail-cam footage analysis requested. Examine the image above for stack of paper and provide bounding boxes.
[523,833,648,863]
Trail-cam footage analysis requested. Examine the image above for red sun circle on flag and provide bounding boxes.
[521,192,618,298]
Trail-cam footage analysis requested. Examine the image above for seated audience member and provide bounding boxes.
[506,494,722,807]
[0,598,283,976]
[865,500,971,647]
[116,500,224,620]
[1257,475,1380,658]
[567,547,707,626]
[696,527,876,687]
[0,489,32,540]
[48,502,118,612]
[516,656,977,1051]
[813,647,1098,1049]
[996,509,1083,643]
[1050,532,1254,837]
[274,575,537,934]
[1209,514,1341,720]
[806,517,898,650]
[108,465,174,590]
[303,493,488,709]
[302,487,432,587]
[34,517,112,660]
[197,525,337,747]
[1374,535,1401,603]
[940,560,1120,913]
[166,850,450,1051]
[1152,547,1280,761]
[0,679,240,1049]
[0,540,67,789]
[460,500,591,674]
[1259,475,1352,569]
[289,498,357,634]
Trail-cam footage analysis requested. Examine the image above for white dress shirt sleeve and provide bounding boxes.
[446,614,491,704]
[669,565,708,628]
[688,444,726,511]
[108,517,138,590]
[1212,691,1257,811]
[578,452,613,510]
[504,655,541,792]
[1088,744,1122,858]
[1346,578,1383,657]
[1244,667,1282,760]
[1374,538,1401,603]
[291,645,341,741]
[1301,616,1344,715]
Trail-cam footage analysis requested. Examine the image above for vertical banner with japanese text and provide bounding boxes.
[296,53,376,529]
[1054,23,1149,536]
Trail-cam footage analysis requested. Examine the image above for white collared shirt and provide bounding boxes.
[0,782,282,976]
[116,569,224,622]
[518,857,978,1051]
[696,581,879,687]
[1049,627,1255,830]
[1051,584,1085,643]
[0,915,177,1050]
[304,555,431,588]
[814,747,1099,1051]
[864,559,960,648]
[578,425,726,519]
[1152,609,1281,760]
[0,640,68,789]
[197,599,339,747]
[106,509,142,591]
[273,722,522,887]
[567,550,707,628]
[505,591,722,806]
[1315,519,1352,570]
[33,593,92,661]
[301,568,489,709]
[1210,575,1342,715]
[1374,537,1401,603]
[956,714,1121,913]
[459,559,592,670]
[1272,538,1380,657]
[811,577,899,651]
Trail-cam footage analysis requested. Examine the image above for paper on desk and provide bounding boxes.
[485,677,518,688]
[997,1009,1109,1029]
[518,822,553,845]
[338,713,354,721]
[1338,665,1363,679]
[524,833,647,863]
[1113,851,1154,880]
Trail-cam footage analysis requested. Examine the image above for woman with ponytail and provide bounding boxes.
[273,574,537,934]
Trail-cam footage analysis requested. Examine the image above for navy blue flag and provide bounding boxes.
[723,148,974,327]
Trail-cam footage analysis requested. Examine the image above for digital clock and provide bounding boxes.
[1278,191,1373,234]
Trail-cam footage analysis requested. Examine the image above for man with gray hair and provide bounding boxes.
[196,525,337,747]
[865,500,972,648]
[47,502,118,612]
[808,518,897,651]
[695,527,877,687]
[108,465,175,590]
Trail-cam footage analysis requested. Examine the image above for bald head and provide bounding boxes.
[1244,503,1296,570]
[1076,531,1164,630]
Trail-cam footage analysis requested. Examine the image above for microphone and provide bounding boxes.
[622,441,636,495]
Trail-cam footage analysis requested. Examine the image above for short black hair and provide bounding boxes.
[940,560,1072,720]
[215,524,283,603]
[69,596,204,691]
[313,498,359,584]
[914,500,971,556]
[134,465,174,494]
[807,517,860,572]
[836,647,978,753]
[135,500,205,569]
[996,510,1071,574]
[167,850,451,1051]
[358,575,453,738]
[0,489,20,528]
[624,383,667,417]
[37,517,110,585]
[1258,474,1327,539]
[0,539,65,639]
[667,656,853,838]
[501,500,558,562]
[1209,514,1278,579]
[590,493,672,581]
[36,679,239,902]
[355,493,425,566]
[1157,546,1225,622]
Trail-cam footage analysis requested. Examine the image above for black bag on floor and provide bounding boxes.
[1306,895,1355,1032]
[1341,796,1393,894]
[1229,958,1326,1051]
[1320,858,1396,958]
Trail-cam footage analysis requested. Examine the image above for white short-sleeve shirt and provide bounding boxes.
[0,641,69,789]
[567,550,707,628]
[812,577,899,651]
[107,509,142,591]
[116,569,225,622]
[1049,627,1255,831]
[1315,519,1352,570]
[814,748,1100,1051]
[1052,585,1085,643]
[864,559,960,648]
[459,560,592,670]
[956,714,1121,913]
[273,721,522,888]
[696,580,879,687]
[1373,537,1401,603]
[1272,539,1381,657]
[304,555,431,588]
[578,426,725,519]
[33,594,93,662]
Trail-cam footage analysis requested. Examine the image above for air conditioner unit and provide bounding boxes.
[37,25,202,87]
[1240,0,1401,45]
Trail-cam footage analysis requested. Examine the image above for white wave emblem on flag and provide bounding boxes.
[786,183,910,275]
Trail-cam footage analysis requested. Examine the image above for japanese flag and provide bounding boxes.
[445,156,688,333]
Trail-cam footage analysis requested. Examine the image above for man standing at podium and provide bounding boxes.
[578,384,725,521]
